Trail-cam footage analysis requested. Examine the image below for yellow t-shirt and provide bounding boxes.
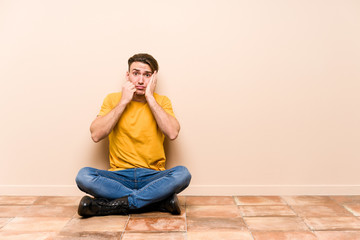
[98,92,176,171]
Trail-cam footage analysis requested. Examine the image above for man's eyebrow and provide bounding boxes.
[132,68,152,73]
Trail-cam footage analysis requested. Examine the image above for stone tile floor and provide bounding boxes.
[1,195,360,239]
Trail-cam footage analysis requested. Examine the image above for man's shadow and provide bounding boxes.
[88,138,110,170]
[164,138,184,169]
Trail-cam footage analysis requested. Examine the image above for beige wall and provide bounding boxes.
[1,0,359,196]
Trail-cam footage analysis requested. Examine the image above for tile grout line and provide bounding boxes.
[281,196,319,238]
[343,205,359,217]
[55,208,78,238]
[329,195,360,218]
[121,214,131,239]
[233,196,256,240]
[184,196,188,240]
[53,196,80,238]
[0,200,37,230]
[0,217,15,230]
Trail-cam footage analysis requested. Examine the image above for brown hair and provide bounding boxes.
[128,53,159,73]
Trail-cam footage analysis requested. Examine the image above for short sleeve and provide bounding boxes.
[98,93,121,116]
[160,95,176,118]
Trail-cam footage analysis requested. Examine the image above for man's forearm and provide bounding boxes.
[90,102,127,142]
[146,95,180,140]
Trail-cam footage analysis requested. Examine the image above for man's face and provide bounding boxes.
[127,61,153,96]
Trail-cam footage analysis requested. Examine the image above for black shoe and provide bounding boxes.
[158,194,181,215]
[130,194,181,215]
[78,196,129,217]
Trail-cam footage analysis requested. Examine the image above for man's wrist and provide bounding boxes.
[145,93,155,102]
[117,99,130,110]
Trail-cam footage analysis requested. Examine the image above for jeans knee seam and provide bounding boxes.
[96,169,133,183]
[133,180,158,198]
[137,169,173,183]
[134,171,171,195]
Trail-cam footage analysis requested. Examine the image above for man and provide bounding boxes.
[76,53,191,217]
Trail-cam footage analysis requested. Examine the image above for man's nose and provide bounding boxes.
[138,75,144,84]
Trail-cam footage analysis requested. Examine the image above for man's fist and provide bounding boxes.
[120,76,136,105]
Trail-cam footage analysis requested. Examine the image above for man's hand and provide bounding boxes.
[145,71,157,100]
[120,75,136,105]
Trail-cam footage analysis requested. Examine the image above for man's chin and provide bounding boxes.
[135,91,145,96]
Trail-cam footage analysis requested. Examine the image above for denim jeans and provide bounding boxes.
[75,166,191,209]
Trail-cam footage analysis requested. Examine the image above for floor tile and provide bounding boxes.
[2,217,71,232]
[0,196,38,205]
[0,218,12,228]
[244,217,309,231]
[331,195,360,204]
[54,231,122,240]
[33,196,81,206]
[186,205,240,218]
[19,205,77,218]
[0,231,57,240]
[130,206,186,218]
[187,217,246,231]
[122,232,186,240]
[126,217,186,232]
[235,196,286,205]
[62,215,128,232]
[291,204,353,217]
[187,230,253,240]
[283,196,335,205]
[239,205,295,217]
[0,206,29,217]
[186,196,235,205]
[252,231,317,240]
[344,203,360,216]
[304,217,360,230]
[315,231,360,240]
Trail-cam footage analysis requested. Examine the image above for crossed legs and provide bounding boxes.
[75,166,191,210]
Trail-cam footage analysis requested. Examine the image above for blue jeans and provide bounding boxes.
[75,166,191,209]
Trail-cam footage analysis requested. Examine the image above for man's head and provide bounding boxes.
[127,53,159,96]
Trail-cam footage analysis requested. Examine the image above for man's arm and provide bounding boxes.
[90,80,135,143]
[145,72,180,140]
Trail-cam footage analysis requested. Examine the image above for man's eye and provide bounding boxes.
[133,72,139,76]
[145,74,151,77]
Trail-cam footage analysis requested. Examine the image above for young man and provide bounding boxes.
[76,53,191,217]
